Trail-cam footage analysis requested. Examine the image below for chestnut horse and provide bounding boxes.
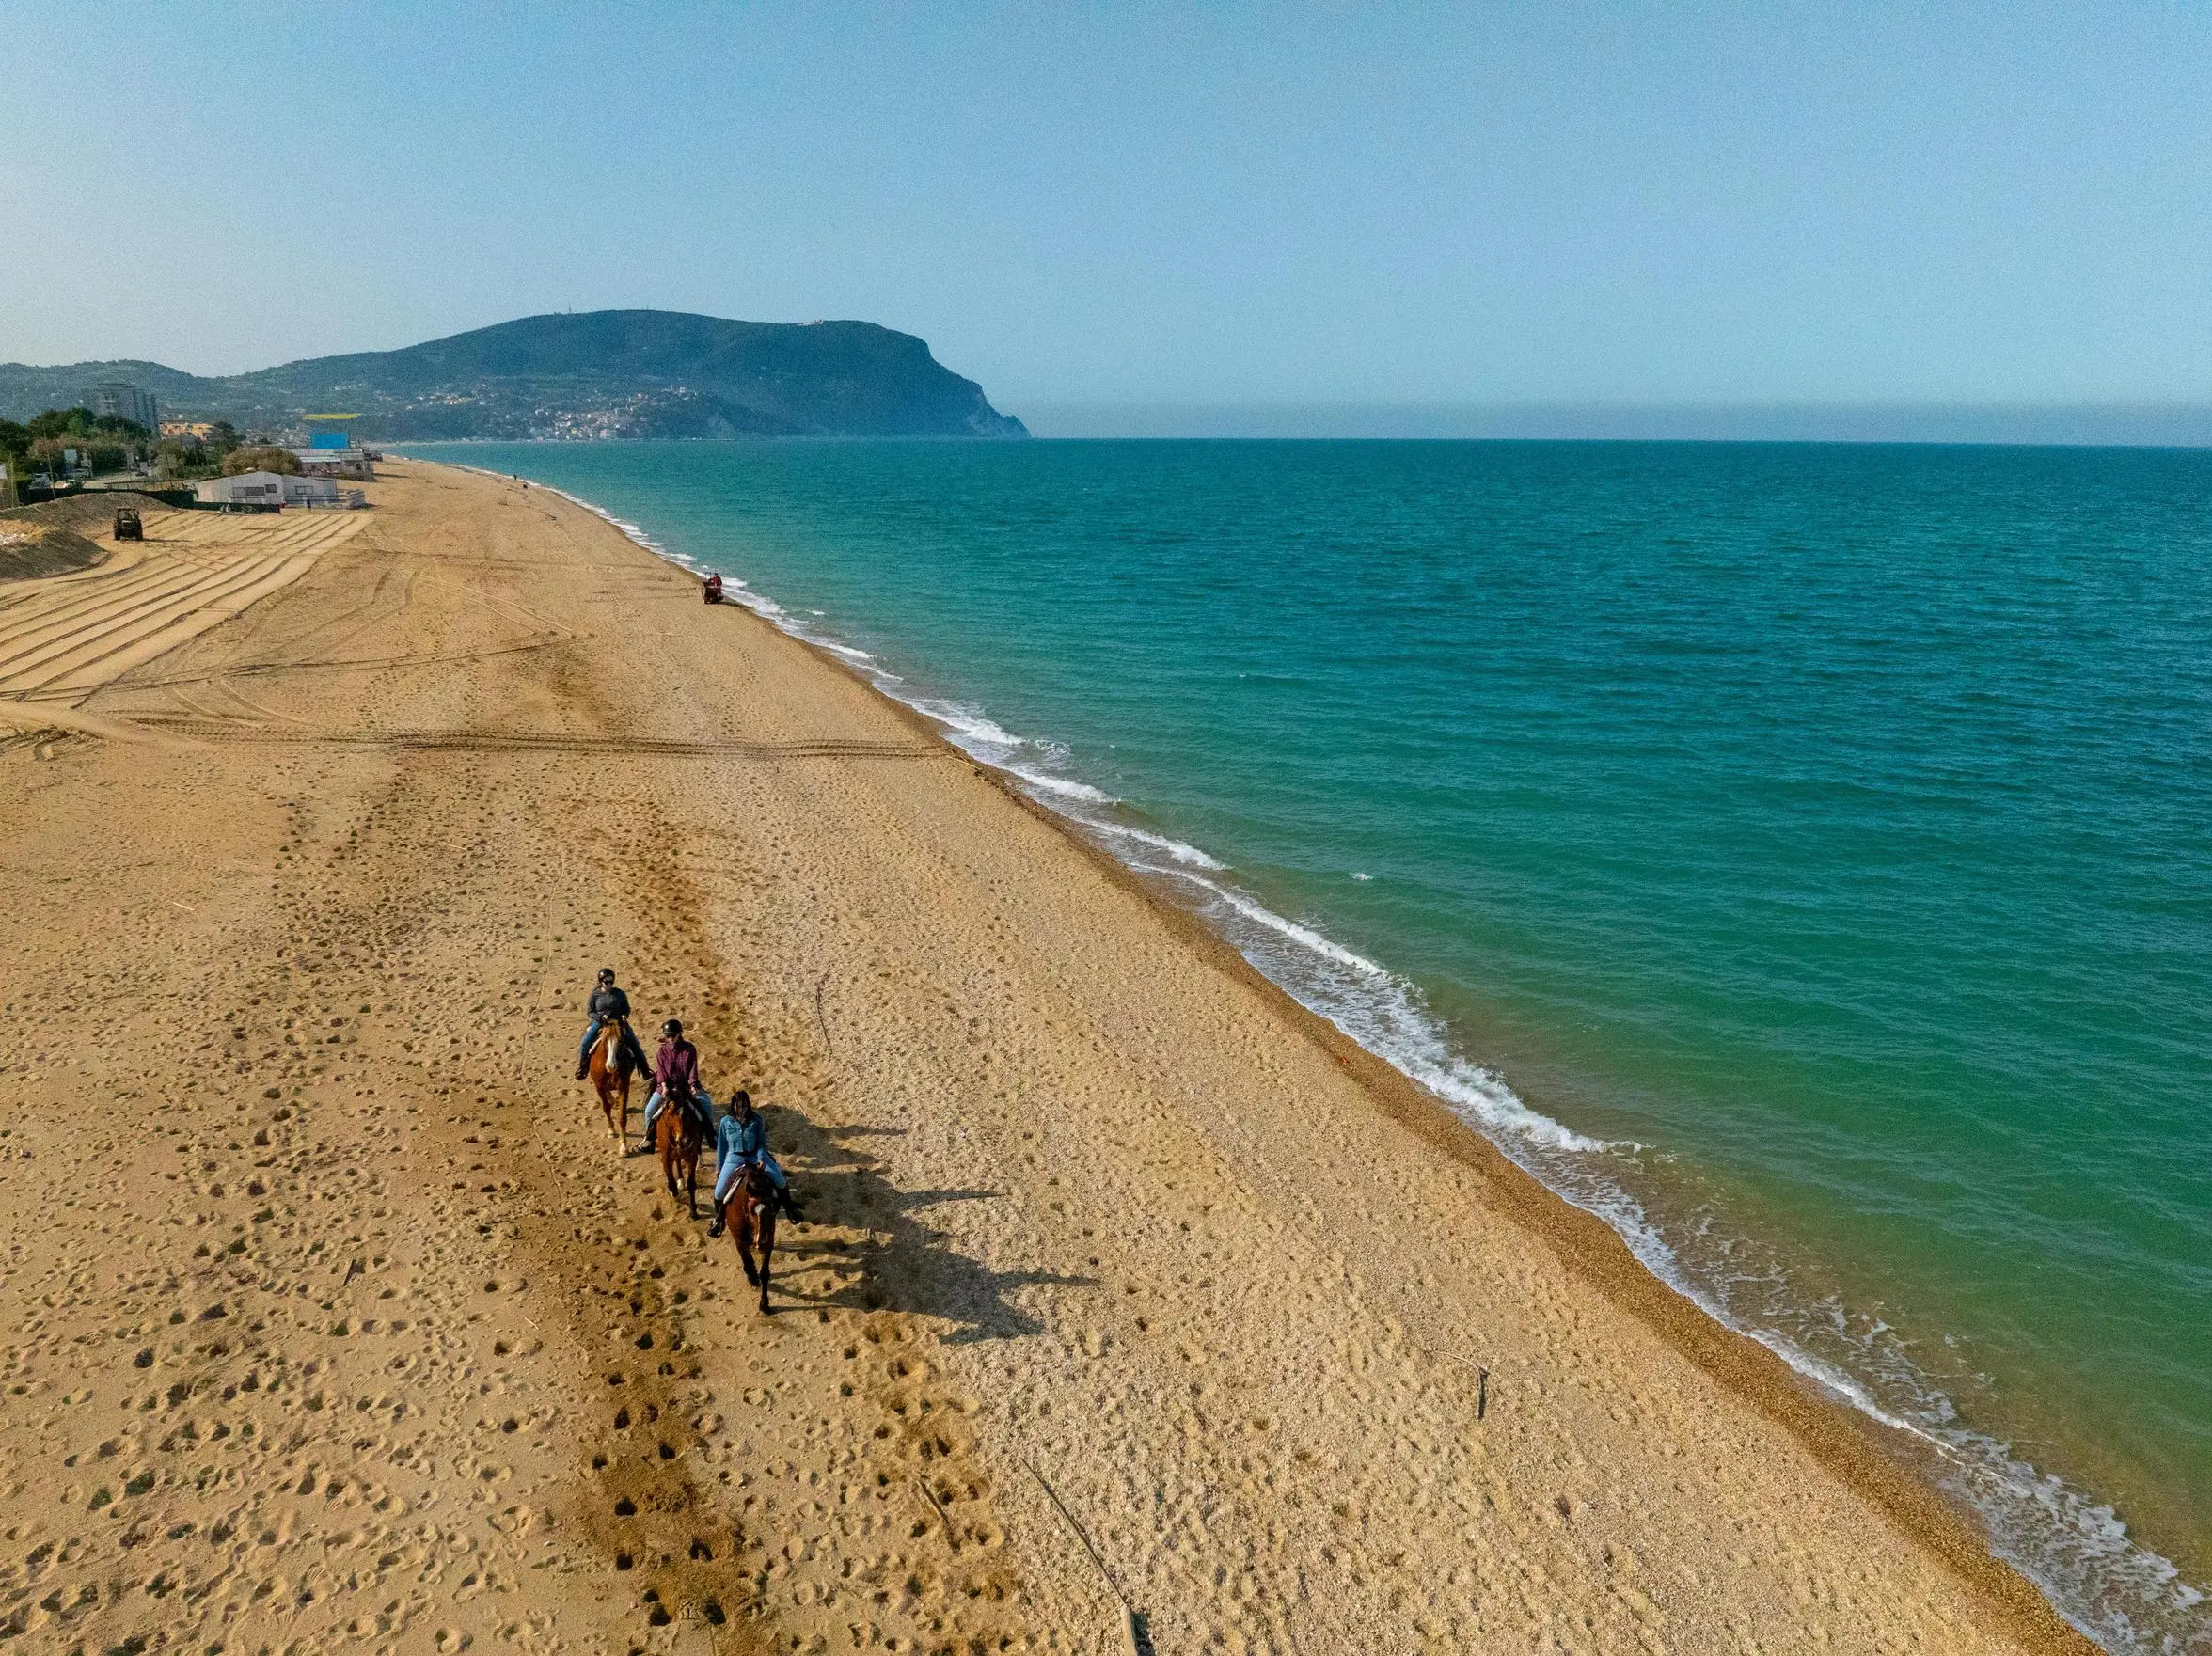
[721,1162,780,1314]
[656,1093,705,1217]
[587,1021,640,1145]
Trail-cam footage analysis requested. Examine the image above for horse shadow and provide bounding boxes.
[743,1107,1094,1344]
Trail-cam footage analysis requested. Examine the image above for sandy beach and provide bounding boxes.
[0,460,2097,1655]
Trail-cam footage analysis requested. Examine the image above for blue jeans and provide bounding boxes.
[715,1152,786,1209]
[645,1085,711,1132]
[580,1017,650,1074]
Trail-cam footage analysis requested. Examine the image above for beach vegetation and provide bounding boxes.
[0,420,24,503]
[0,407,153,481]
[23,405,151,444]
[31,434,132,475]
[151,438,216,480]
[220,444,300,477]
[152,422,239,480]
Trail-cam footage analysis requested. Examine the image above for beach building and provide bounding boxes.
[292,412,374,480]
[196,473,288,508]
[290,448,374,481]
[91,384,159,431]
[196,472,359,510]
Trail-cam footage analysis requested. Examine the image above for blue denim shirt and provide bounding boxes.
[717,1112,766,1164]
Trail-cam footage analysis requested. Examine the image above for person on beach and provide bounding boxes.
[707,1088,801,1236]
[642,1017,713,1141]
[575,967,651,1081]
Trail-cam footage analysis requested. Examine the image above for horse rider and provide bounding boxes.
[642,1017,714,1142]
[707,1088,803,1236]
[575,967,651,1082]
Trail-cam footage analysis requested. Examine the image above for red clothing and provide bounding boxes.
[654,1037,700,1101]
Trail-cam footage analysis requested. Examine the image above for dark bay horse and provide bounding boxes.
[656,1092,704,1217]
[722,1162,780,1314]
[587,1021,640,1146]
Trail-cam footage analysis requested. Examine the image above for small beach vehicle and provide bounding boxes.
[112,507,143,542]
[703,573,724,605]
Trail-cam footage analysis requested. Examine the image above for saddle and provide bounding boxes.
[648,1086,709,1139]
[597,1020,638,1069]
[740,1159,782,1205]
[672,1089,712,1136]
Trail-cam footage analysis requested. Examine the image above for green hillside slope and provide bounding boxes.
[0,311,1028,441]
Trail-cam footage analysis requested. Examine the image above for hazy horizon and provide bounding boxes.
[1013,401,2212,445]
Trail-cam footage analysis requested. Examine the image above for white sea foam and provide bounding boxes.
[423,454,2207,1656]
[908,700,1022,753]
[1174,871,1392,977]
[1007,766,1124,807]
[1082,818,1223,866]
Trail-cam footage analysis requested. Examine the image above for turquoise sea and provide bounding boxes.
[409,439,2211,1652]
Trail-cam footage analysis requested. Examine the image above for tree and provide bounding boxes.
[221,445,301,477]
[25,406,150,445]
[0,420,24,504]
[152,436,222,481]
[2,408,151,480]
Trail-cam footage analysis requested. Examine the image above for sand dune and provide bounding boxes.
[0,462,2092,1654]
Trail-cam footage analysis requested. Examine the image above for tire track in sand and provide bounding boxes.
[0,511,368,720]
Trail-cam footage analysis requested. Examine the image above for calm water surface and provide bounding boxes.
[412,439,2212,1652]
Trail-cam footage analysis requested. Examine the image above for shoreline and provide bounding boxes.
[463,455,2102,1654]
[427,452,2180,1653]
[711,533,2104,1656]
[0,457,2125,1653]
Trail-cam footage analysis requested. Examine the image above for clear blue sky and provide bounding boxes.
[5,2,2209,427]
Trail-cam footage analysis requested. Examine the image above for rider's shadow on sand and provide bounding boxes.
[754,1109,1094,1344]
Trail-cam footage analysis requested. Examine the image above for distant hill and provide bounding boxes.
[0,311,1028,442]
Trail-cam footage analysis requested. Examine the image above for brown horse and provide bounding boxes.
[587,1021,640,1145]
[722,1162,780,1314]
[656,1092,705,1217]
